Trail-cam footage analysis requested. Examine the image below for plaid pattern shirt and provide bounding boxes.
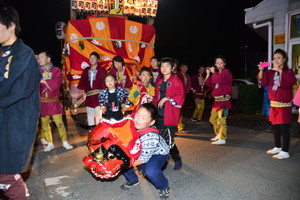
[98,87,131,107]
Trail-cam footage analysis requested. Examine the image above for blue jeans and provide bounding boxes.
[123,154,169,189]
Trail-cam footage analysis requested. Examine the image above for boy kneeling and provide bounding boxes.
[121,103,170,198]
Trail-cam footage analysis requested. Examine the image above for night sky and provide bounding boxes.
[3,0,267,79]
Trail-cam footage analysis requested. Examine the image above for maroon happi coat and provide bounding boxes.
[204,68,232,111]
[259,69,296,124]
[39,66,63,117]
[77,65,106,108]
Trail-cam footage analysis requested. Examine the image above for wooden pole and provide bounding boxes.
[70,0,77,19]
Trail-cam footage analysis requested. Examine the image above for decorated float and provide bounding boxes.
[60,0,158,124]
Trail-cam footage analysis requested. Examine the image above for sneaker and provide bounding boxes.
[41,138,48,148]
[211,139,226,145]
[266,147,282,155]
[159,187,170,198]
[63,141,73,150]
[191,118,197,122]
[210,135,220,141]
[120,181,139,190]
[196,120,204,125]
[43,143,54,152]
[173,159,182,170]
[272,151,290,159]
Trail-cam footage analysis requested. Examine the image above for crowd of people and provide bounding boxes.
[1,1,300,199]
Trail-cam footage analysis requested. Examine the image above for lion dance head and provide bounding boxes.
[83,117,142,179]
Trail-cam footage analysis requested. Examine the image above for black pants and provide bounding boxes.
[272,124,290,152]
[156,123,181,161]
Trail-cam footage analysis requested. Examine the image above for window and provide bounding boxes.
[290,14,300,38]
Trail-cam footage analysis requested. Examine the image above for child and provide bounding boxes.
[98,73,131,120]
[150,56,162,84]
[77,52,106,129]
[121,103,170,199]
[177,63,191,131]
[153,57,185,170]
[204,55,232,145]
[128,66,155,107]
[258,49,296,159]
[109,55,132,92]
[38,50,73,152]
[191,66,210,123]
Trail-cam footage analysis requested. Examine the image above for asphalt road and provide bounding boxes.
[1,111,300,200]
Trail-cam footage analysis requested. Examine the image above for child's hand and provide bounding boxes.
[101,107,107,114]
[82,92,86,100]
[121,107,128,112]
[158,97,168,108]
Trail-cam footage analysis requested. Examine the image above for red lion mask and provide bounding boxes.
[83,117,142,179]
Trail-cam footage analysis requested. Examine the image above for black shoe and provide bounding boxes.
[120,181,139,190]
[173,159,182,170]
[159,187,170,198]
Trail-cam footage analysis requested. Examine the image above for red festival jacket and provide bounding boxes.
[204,68,232,111]
[153,75,185,126]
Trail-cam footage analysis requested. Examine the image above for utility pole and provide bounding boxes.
[244,45,248,79]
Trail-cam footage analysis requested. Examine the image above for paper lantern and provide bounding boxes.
[55,21,66,40]
[77,0,85,11]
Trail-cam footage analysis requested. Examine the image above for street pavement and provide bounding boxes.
[1,111,300,200]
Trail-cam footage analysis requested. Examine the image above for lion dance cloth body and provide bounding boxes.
[83,117,142,179]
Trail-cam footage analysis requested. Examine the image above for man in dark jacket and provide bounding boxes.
[0,2,41,199]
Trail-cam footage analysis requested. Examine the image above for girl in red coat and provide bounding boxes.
[257,49,296,159]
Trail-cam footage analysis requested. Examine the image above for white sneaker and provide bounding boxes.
[43,143,54,152]
[63,141,73,150]
[266,147,282,155]
[210,135,220,141]
[272,151,290,159]
[41,139,48,148]
[191,118,197,122]
[211,139,226,145]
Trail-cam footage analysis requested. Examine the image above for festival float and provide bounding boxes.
[60,0,158,125]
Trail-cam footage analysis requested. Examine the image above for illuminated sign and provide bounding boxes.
[72,0,158,17]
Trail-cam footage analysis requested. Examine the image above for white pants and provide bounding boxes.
[86,106,101,126]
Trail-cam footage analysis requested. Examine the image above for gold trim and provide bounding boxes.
[214,95,231,102]
[40,96,59,103]
[86,89,101,97]
[270,100,292,107]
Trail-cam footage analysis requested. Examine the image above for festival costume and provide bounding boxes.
[204,68,232,140]
[98,87,131,120]
[83,117,142,179]
[191,74,209,121]
[0,39,41,199]
[259,69,296,153]
[40,66,68,143]
[128,81,155,106]
[77,65,106,126]
[177,72,191,131]
[151,68,162,86]
[259,69,296,125]
[110,66,133,89]
[153,74,185,163]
